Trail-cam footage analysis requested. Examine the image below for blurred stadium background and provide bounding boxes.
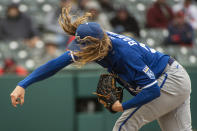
[0,0,197,130]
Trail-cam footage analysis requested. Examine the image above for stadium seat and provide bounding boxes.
[25,59,36,69]
[19,4,29,12]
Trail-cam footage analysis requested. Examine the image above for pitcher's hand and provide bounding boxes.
[112,100,123,112]
[10,86,25,107]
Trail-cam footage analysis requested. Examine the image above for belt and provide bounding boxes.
[160,57,175,88]
[161,57,175,81]
[168,57,175,66]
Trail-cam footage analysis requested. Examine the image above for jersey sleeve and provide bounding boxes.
[18,51,74,89]
[121,52,161,110]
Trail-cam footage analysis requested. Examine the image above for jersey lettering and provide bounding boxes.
[107,31,117,36]
[107,32,138,46]
[139,43,156,54]
[123,37,131,41]
[128,40,138,46]
[150,48,156,53]
[117,35,125,39]
[139,43,149,51]
[107,32,156,53]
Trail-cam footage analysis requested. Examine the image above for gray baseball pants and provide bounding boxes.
[113,61,192,131]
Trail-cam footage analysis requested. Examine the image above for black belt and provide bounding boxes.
[168,57,175,66]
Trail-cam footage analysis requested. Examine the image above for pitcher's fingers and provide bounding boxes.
[20,96,24,105]
[16,100,19,105]
[10,95,17,107]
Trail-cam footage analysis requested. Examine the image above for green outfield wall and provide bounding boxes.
[0,67,196,131]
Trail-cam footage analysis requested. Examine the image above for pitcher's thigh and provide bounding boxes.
[113,104,159,131]
[158,96,192,131]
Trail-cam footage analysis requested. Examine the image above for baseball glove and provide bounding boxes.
[94,74,123,113]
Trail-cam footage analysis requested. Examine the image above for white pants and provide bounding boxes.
[113,61,192,131]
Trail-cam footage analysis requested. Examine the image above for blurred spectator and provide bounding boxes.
[84,0,112,31]
[0,64,3,76]
[78,0,90,10]
[40,34,63,64]
[97,0,115,12]
[110,7,140,37]
[0,19,2,40]
[0,4,39,44]
[173,0,197,30]
[0,58,28,76]
[26,40,45,66]
[45,0,77,47]
[0,68,3,76]
[146,0,174,28]
[164,11,194,47]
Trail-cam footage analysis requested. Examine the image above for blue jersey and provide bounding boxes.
[96,32,169,90]
[18,32,170,110]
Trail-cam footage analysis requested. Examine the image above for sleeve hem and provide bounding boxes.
[17,83,26,89]
[141,80,158,90]
[70,51,76,62]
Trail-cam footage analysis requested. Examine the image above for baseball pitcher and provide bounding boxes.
[10,6,192,131]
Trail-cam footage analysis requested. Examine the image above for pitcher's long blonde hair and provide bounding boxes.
[58,5,112,66]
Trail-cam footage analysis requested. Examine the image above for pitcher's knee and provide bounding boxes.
[113,120,138,131]
[113,121,127,131]
[112,121,121,131]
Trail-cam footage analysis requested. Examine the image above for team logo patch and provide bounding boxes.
[143,65,155,79]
